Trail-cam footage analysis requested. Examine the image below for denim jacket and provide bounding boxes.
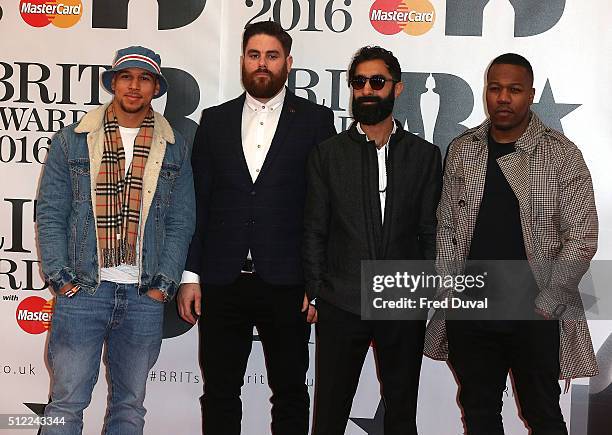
[37,103,195,300]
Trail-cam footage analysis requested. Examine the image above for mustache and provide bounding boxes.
[495,106,513,113]
[252,68,271,75]
[354,96,382,104]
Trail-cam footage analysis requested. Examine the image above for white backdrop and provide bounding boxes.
[1,1,611,434]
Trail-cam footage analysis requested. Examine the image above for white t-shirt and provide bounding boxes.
[100,127,141,284]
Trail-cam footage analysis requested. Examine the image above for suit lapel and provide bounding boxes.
[255,90,296,184]
[228,94,253,185]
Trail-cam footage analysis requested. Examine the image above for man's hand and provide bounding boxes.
[302,293,317,323]
[535,307,552,320]
[58,282,74,295]
[57,282,80,297]
[146,288,166,302]
[177,283,202,324]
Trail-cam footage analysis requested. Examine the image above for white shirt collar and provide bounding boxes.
[356,120,398,149]
[245,87,286,113]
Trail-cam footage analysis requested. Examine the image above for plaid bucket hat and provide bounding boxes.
[101,46,168,98]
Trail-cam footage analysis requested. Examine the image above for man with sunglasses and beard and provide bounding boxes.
[177,21,336,435]
[303,46,442,435]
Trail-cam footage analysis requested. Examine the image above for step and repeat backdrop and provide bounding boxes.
[1,1,611,434]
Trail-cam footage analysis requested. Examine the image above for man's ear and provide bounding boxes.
[394,81,404,98]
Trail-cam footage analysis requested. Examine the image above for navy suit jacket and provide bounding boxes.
[185,89,336,286]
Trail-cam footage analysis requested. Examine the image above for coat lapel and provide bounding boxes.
[497,149,535,257]
[255,90,296,184]
[228,94,253,185]
[380,125,408,257]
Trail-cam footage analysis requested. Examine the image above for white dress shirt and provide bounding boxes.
[181,88,287,284]
[242,88,285,181]
[356,121,398,224]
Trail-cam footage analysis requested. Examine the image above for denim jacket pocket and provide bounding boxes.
[68,158,91,202]
[155,163,180,205]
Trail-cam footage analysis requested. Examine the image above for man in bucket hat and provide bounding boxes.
[37,46,195,434]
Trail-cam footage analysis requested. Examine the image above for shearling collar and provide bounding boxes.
[74,102,175,144]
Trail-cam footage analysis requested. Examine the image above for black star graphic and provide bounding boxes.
[24,402,48,435]
[531,79,580,133]
[24,402,47,417]
[350,399,385,434]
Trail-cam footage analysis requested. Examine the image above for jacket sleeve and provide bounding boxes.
[535,144,598,319]
[36,130,77,291]
[150,132,196,300]
[418,145,443,260]
[302,143,330,301]
[184,109,213,277]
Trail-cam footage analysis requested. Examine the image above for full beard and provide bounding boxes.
[242,65,288,99]
[351,91,395,125]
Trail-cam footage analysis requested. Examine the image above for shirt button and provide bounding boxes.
[257,145,261,149]
[452,237,458,246]
[260,122,264,126]
[458,199,466,207]
[255,169,260,173]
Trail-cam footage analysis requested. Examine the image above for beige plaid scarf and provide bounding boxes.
[95,104,154,268]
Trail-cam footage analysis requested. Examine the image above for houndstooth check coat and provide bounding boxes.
[423,112,599,380]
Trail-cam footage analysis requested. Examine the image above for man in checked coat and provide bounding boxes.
[424,53,598,435]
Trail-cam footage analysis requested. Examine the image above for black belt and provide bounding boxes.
[241,258,256,274]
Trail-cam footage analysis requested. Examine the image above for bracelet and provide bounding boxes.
[62,284,80,298]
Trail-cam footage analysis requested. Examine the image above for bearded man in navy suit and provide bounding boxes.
[177,21,336,435]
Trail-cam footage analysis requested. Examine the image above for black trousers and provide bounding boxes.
[199,274,311,435]
[312,299,426,435]
[446,320,567,435]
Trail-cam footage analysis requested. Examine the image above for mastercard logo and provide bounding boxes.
[370,0,436,36]
[20,0,83,28]
[16,296,54,334]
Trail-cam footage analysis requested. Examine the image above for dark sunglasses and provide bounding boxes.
[350,75,397,90]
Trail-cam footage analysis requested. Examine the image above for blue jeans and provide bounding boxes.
[42,281,164,435]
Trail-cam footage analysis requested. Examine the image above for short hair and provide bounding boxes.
[348,46,402,84]
[488,53,534,84]
[242,21,292,56]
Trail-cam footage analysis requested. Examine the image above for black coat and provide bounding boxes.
[303,121,442,314]
[185,90,336,286]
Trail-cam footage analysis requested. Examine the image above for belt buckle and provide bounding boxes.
[241,259,255,274]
